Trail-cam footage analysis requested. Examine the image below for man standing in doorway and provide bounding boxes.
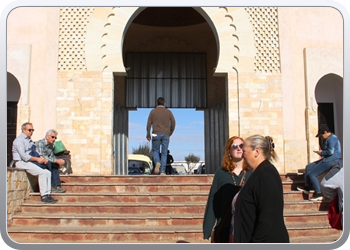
[146,97,176,175]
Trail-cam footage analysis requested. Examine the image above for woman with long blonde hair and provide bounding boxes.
[202,136,252,243]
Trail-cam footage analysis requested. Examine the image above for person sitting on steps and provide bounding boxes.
[297,124,342,201]
[12,122,57,203]
[34,129,66,193]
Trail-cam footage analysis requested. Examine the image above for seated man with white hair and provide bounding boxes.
[35,129,66,193]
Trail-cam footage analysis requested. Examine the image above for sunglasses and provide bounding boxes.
[51,136,57,139]
[27,129,35,132]
[231,143,243,150]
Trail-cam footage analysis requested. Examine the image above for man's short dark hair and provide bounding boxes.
[157,97,165,106]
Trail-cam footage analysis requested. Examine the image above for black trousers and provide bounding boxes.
[166,164,172,175]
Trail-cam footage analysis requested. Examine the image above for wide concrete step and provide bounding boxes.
[58,181,303,193]
[8,173,337,244]
[20,199,330,215]
[29,192,210,203]
[8,223,342,244]
[60,175,214,184]
[59,173,304,185]
[284,200,330,212]
[61,182,211,193]
[11,213,205,227]
[20,202,206,214]
[11,210,330,228]
[28,190,313,203]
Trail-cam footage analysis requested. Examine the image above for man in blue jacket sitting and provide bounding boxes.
[297,124,342,201]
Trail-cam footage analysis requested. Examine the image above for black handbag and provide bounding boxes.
[210,207,230,243]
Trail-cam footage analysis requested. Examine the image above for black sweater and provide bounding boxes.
[234,160,289,243]
[202,167,252,241]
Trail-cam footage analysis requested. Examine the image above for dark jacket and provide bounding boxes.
[234,160,289,243]
[202,167,252,242]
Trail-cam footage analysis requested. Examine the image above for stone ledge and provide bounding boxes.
[6,168,35,226]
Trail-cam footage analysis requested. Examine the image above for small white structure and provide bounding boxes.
[172,161,205,174]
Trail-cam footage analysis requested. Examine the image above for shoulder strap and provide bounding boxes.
[238,171,246,186]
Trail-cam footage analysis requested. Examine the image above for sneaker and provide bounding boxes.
[154,162,161,174]
[41,195,57,204]
[49,195,58,202]
[297,186,310,194]
[52,186,66,193]
[309,193,324,201]
[160,172,166,176]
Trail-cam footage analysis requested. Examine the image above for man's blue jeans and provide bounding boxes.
[34,161,62,188]
[29,145,61,187]
[152,134,170,173]
[305,158,340,193]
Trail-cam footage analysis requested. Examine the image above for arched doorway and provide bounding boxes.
[315,74,343,151]
[7,72,21,165]
[113,7,228,174]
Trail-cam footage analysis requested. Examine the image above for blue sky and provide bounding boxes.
[128,108,204,162]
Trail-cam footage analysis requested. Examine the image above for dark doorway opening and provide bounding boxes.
[7,102,17,166]
[317,103,334,149]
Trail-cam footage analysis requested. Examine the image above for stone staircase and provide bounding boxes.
[7,173,342,243]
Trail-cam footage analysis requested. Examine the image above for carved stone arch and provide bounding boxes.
[85,7,138,72]
[85,7,256,74]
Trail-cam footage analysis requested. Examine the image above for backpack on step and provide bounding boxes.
[328,195,343,230]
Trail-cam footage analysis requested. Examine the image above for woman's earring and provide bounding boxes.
[229,154,232,160]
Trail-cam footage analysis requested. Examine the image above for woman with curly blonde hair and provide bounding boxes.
[202,136,253,243]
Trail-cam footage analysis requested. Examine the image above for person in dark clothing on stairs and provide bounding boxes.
[233,135,289,243]
[202,136,252,243]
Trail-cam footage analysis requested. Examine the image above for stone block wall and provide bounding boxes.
[237,72,286,172]
[283,140,308,173]
[6,168,33,225]
[56,71,114,175]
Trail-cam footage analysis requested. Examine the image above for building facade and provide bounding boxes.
[7,7,343,175]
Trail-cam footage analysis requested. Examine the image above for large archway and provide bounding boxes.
[113,7,228,174]
[85,7,255,174]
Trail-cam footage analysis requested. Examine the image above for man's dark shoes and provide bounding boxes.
[41,195,57,204]
[297,186,310,194]
[52,186,66,193]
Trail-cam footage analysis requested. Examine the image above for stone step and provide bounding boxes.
[8,174,336,244]
[20,202,207,214]
[59,173,305,185]
[20,199,330,216]
[8,223,341,243]
[284,200,330,212]
[11,211,330,228]
[11,213,205,227]
[60,182,212,193]
[60,175,215,184]
[27,190,315,203]
[31,192,210,203]
[58,180,304,193]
